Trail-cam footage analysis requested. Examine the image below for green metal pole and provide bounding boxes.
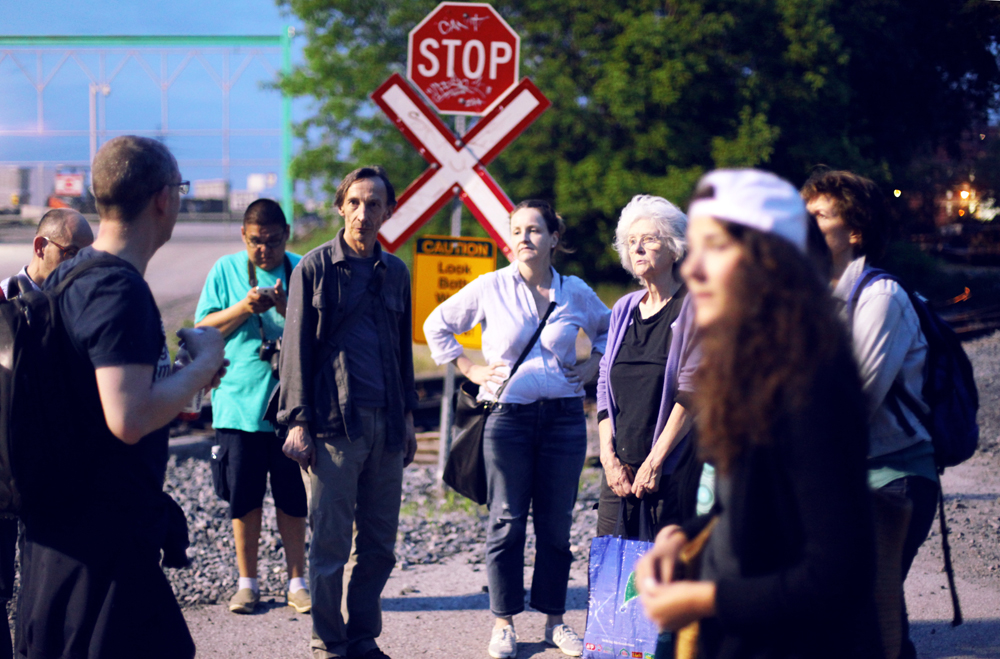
[281,26,294,235]
[0,35,281,47]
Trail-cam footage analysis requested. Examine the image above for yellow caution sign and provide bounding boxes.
[413,235,497,348]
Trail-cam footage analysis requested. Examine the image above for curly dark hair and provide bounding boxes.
[694,222,853,474]
[801,170,890,264]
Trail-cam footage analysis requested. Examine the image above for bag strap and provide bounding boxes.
[846,267,891,325]
[491,299,557,404]
[937,486,963,626]
[612,498,655,541]
[51,256,126,296]
[849,268,930,437]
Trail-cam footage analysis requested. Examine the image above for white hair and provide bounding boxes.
[613,194,688,277]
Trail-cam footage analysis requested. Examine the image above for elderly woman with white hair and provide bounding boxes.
[595,194,701,537]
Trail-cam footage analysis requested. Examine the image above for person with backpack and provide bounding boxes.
[0,208,93,659]
[0,208,93,300]
[803,169,940,659]
[12,136,227,659]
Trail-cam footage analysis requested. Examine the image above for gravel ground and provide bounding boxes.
[919,331,1000,588]
[7,329,1000,658]
[160,452,604,605]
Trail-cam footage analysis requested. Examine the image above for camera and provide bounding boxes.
[259,337,281,379]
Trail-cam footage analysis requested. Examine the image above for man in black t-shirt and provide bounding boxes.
[15,136,227,659]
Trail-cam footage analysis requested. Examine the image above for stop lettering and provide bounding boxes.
[407,2,520,116]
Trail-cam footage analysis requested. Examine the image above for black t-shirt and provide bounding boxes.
[609,289,686,465]
[344,255,386,407]
[38,247,172,520]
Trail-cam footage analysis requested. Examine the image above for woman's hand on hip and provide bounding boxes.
[463,361,509,387]
[563,353,601,388]
[632,458,662,499]
[602,454,633,498]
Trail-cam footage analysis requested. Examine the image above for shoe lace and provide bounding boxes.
[554,624,581,644]
[494,626,515,644]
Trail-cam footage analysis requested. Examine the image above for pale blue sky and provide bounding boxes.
[1,0,309,198]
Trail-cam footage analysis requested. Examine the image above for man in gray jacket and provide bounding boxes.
[279,165,418,659]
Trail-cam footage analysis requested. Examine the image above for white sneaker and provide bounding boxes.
[488,624,517,659]
[545,623,583,657]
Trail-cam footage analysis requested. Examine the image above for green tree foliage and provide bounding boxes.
[279,0,1000,283]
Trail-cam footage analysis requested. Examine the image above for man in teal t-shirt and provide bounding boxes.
[195,199,309,615]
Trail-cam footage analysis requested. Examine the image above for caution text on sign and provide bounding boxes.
[413,235,497,349]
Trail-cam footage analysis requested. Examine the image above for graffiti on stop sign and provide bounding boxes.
[407,3,520,116]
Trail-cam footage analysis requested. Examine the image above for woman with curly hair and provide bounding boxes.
[636,170,880,659]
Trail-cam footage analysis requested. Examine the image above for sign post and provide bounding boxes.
[375,2,550,485]
[437,113,467,485]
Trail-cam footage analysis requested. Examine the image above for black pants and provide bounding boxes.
[879,476,939,659]
[0,518,17,659]
[595,473,678,538]
[16,513,194,659]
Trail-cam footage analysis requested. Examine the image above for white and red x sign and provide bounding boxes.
[371,73,550,257]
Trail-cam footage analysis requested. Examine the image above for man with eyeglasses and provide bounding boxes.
[0,208,94,301]
[15,135,226,659]
[194,198,309,616]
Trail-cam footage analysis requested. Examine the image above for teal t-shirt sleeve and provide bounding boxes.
[195,259,228,323]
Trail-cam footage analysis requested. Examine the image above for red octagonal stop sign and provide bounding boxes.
[407,2,520,116]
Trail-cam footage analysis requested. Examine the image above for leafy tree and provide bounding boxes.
[279,0,1000,282]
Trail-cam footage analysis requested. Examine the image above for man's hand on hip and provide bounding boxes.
[283,422,315,469]
[403,412,417,467]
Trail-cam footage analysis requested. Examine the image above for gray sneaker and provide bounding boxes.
[545,623,583,657]
[488,624,517,659]
[228,588,260,614]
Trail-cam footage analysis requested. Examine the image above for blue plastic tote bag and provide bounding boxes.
[583,502,659,659]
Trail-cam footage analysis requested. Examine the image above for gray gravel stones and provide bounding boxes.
[162,455,604,606]
[152,328,1000,605]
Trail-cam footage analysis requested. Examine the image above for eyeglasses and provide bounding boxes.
[246,235,286,249]
[626,234,662,251]
[167,181,191,195]
[44,237,81,259]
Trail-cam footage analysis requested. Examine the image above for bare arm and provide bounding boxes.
[599,417,633,497]
[633,403,693,498]
[95,328,226,444]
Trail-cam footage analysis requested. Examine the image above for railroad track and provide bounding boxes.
[940,303,1000,337]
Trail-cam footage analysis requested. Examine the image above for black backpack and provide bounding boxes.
[0,257,120,515]
[847,268,979,470]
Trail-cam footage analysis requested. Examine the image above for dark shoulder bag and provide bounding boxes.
[444,300,557,504]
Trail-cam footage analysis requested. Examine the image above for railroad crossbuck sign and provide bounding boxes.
[372,3,551,257]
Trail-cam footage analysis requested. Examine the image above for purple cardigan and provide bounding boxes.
[596,289,701,473]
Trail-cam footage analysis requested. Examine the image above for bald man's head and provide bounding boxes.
[27,209,95,285]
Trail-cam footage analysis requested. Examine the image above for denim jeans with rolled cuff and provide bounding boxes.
[483,397,587,618]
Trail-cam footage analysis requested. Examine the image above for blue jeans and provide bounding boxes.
[483,397,587,617]
[879,476,939,659]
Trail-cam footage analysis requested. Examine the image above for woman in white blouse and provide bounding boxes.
[424,200,610,659]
